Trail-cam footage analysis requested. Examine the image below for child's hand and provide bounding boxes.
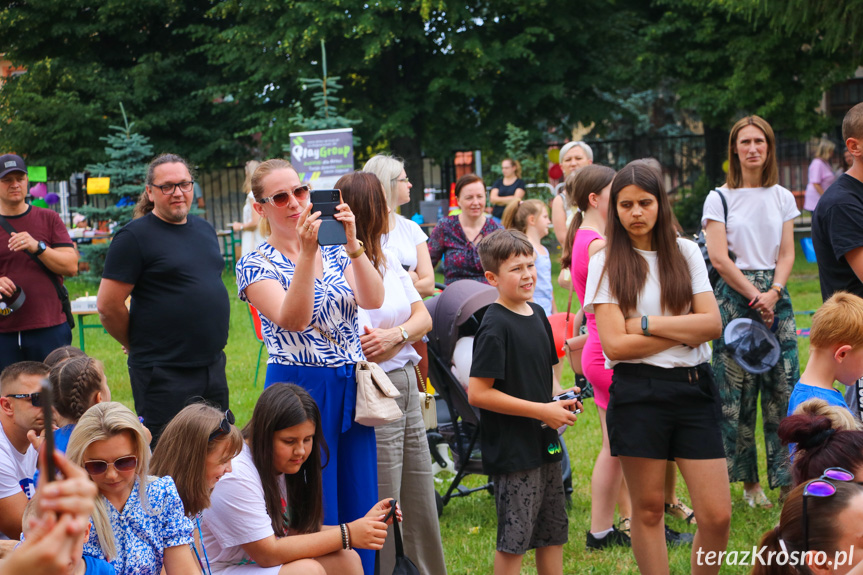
[347,516,388,550]
[539,401,578,429]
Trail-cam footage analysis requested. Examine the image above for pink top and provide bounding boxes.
[804,158,836,212]
[572,228,613,409]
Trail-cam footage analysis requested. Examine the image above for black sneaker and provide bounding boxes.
[665,524,694,546]
[585,526,632,550]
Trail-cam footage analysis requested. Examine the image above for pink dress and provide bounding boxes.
[572,228,613,410]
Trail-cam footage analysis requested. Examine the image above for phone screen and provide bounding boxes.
[40,379,56,482]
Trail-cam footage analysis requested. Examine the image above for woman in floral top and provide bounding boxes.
[65,402,197,575]
[429,174,502,285]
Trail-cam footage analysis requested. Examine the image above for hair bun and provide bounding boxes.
[778,413,834,447]
[799,428,836,449]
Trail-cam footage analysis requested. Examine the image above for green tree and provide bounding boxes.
[640,0,859,183]
[0,0,248,176]
[741,0,863,54]
[77,103,153,278]
[197,0,647,211]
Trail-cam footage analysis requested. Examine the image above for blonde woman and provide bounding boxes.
[231,160,264,256]
[804,137,837,212]
[363,155,435,297]
[66,402,197,575]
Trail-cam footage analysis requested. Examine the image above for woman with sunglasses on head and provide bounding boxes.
[779,409,863,486]
[201,383,396,575]
[151,404,244,575]
[65,402,198,575]
[235,159,384,575]
[703,116,800,508]
[584,161,730,575]
[363,155,434,298]
[751,471,863,575]
[337,171,446,574]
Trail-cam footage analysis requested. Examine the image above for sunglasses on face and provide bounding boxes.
[208,409,235,443]
[258,185,311,207]
[4,393,41,407]
[83,455,138,476]
[803,467,856,552]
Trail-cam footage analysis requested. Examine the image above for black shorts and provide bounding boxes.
[606,362,725,460]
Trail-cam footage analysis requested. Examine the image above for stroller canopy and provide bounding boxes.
[425,280,498,366]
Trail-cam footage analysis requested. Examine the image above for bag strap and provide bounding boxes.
[715,189,729,224]
[0,214,69,305]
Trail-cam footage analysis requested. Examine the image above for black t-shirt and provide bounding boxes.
[470,302,561,475]
[812,174,863,301]
[491,178,526,220]
[102,213,229,368]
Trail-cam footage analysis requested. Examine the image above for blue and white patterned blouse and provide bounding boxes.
[82,476,194,575]
[236,243,364,367]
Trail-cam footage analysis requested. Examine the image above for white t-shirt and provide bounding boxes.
[357,249,422,373]
[700,184,800,270]
[240,192,265,257]
[0,424,37,501]
[381,215,427,272]
[201,444,286,569]
[584,237,713,369]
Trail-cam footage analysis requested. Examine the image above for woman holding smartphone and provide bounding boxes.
[585,161,730,575]
[235,159,384,575]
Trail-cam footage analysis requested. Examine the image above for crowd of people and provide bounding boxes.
[0,101,862,575]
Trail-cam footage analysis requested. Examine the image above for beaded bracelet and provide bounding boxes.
[340,523,351,550]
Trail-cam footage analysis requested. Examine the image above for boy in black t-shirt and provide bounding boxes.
[469,229,581,575]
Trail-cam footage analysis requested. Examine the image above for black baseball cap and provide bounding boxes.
[0,154,27,179]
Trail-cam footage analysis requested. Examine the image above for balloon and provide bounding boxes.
[30,183,47,198]
[45,192,60,205]
[548,164,563,180]
[31,198,48,208]
[548,148,560,164]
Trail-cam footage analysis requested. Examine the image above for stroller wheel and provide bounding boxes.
[435,490,444,517]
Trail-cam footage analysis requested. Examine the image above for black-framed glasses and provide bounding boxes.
[258,185,311,207]
[149,181,195,195]
[208,409,236,442]
[83,455,138,476]
[802,467,855,552]
[4,393,41,407]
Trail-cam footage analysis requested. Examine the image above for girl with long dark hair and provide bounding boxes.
[201,383,395,575]
[585,161,730,574]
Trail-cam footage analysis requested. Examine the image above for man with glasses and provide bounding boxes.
[97,153,230,447]
[0,361,47,539]
[0,154,79,372]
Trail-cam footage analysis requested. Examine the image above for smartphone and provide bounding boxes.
[40,379,56,482]
[310,189,347,246]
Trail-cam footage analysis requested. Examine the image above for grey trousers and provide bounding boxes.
[376,364,448,575]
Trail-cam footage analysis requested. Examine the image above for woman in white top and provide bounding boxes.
[703,116,800,508]
[202,383,396,575]
[585,161,729,575]
[338,170,447,575]
[363,155,435,297]
[551,141,593,249]
[231,160,264,256]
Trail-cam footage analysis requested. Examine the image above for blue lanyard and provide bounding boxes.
[191,516,212,575]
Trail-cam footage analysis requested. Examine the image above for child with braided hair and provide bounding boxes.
[49,357,112,454]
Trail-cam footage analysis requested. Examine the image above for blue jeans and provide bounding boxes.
[0,323,71,372]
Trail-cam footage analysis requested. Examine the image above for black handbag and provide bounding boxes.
[695,189,736,289]
[375,499,420,575]
[0,215,75,328]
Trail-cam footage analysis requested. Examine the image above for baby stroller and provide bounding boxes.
[425,280,497,515]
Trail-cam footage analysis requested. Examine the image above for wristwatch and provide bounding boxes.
[398,325,409,343]
[33,241,47,256]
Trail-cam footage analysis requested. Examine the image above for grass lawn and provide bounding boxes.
[65,237,820,574]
